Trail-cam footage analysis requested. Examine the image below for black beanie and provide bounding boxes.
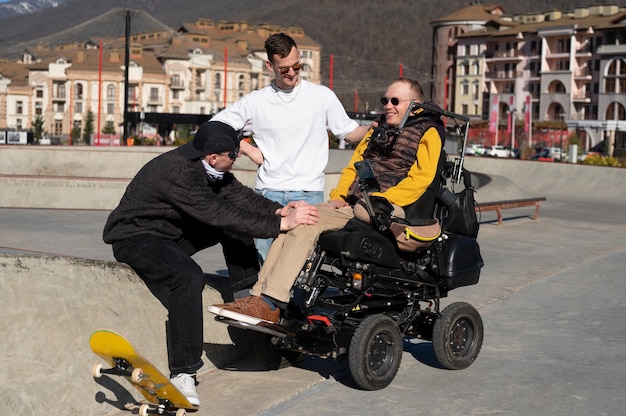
[179,121,240,160]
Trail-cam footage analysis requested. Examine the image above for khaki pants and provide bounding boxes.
[251,204,355,303]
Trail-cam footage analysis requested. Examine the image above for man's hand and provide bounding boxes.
[276,200,308,217]
[327,199,350,209]
[279,204,319,231]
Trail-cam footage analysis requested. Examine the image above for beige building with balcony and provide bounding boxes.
[432,4,626,158]
[0,9,321,143]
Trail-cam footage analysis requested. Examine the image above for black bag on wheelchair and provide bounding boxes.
[438,168,479,238]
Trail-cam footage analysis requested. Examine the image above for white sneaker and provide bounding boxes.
[170,373,200,407]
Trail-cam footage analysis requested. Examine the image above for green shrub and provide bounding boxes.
[582,155,622,167]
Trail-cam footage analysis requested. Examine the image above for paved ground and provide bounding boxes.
[1,183,625,415]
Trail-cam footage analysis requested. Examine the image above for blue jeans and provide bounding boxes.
[254,189,324,262]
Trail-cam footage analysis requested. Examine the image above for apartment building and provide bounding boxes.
[432,4,626,158]
[0,9,321,143]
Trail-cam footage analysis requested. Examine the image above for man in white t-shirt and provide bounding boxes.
[211,33,372,262]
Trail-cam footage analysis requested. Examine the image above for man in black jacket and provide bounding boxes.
[103,121,318,406]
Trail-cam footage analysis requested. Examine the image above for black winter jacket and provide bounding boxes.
[103,147,283,244]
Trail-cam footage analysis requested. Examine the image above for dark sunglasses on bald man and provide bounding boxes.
[380,97,416,106]
[278,62,302,75]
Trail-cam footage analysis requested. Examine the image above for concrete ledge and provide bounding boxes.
[0,254,238,415]
[0,146,352,209]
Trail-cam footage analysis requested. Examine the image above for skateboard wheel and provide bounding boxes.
[91,363,103,378]
[138,404,150,416]
[131,367,143,383]
[176,409,187,416]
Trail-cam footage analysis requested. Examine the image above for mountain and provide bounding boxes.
[0,0,620,106]
[0,0,66,19]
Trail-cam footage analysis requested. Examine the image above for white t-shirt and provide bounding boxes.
[211,80,358,192]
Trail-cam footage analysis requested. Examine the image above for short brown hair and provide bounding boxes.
[264,33,297,63]
[393,78,424,102]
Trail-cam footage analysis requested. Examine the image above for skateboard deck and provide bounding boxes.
[89,329,198,415]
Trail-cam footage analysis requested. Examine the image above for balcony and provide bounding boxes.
[147,95,162,106]
[572,91,592,102]
[573,68,592,79]
[484,50,523,62]
[170,80,185,90]
[486,70,524,80]
[597,44,626,55]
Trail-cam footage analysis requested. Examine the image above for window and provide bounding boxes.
[604,59,626,94]
[16,119,22,130]
[462,104,468,114]
[75,102,82,114]
[556,60,569,71]
[461,81,469,95]
[36,86,43,98]
[472,82,479,100]
[35,102,42,115]
[214,73,221,90]
[149,87,159,102]
[172,105,180,113]
[56,83,65,99]
[472,62,480,75]
[16,101,23,114]
[238,74,245,91]
[173,90,179,100]
[107,103,114,114]
[530,40,538,53]
[107,85,115,101]
[54,121,63,135]
[75,83,83,99]
[557,38,570,53]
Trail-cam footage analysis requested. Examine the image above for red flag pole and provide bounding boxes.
[97,39,102,146]
[399,63,403,78]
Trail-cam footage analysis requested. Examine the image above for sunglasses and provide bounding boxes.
[380,97,414,106]
[277,62,302,75]
[225,146,240,160]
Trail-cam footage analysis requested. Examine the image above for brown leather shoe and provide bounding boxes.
[208,296,280,324]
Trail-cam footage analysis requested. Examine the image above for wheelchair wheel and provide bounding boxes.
[432,302,483,370]
[348,314,402,391]
[252,332,304,371]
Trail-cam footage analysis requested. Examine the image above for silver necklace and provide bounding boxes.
[274,81,302,104]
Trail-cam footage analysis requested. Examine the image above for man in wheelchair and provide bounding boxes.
[209,78,446,324]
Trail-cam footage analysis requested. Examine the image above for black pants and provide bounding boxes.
[112,230,259,375]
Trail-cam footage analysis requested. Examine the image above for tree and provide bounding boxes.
[82,110,94,145]
[31,115,46,143]
[71,124,82,144]
[102,120,116,134]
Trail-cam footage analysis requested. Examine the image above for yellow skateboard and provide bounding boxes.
[89,329,198,416]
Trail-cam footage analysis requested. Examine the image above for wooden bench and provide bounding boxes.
[476,197,547,225]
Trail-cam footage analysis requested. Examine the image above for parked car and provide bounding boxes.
[485,145,511,158]
[530,147,554,162]
[465,144,486,156]
[546,147,564,160]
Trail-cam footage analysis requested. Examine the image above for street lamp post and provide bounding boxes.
[510,108,516,152]
[559,112,565,162]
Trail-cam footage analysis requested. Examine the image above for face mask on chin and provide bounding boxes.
[201,159,225,180]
